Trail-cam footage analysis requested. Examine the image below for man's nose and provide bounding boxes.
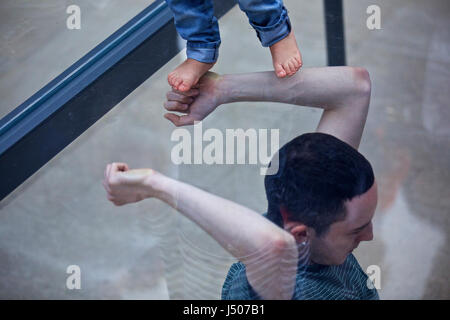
[358,224,373,242]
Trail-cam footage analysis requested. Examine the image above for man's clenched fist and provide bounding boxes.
[102,162,156,206]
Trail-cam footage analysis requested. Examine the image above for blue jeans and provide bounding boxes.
[165,0,291,63]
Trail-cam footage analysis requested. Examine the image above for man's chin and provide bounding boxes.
[335,254,350,265]
[313,255,348,266]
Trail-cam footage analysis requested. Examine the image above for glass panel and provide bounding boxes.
[0,0,324,299]
[0,0,156,119]
[1,0,449,300]
[344,0,450,299]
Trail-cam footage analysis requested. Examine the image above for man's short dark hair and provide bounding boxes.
[265,133,375,237]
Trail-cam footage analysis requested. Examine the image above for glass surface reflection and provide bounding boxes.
[0,0,155,119]
[0,0,449,300]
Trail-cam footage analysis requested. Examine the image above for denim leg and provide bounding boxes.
[237,0,292,47]
[165,0,221,63]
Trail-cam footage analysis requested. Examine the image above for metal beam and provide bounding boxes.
[324,0,347,66]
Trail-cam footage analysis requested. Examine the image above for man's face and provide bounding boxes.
[308,181,378,265]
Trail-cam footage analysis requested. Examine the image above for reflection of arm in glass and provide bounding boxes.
[103,66,372,299]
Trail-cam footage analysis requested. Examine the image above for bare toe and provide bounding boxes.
[178,82,190,92]
[173,78,182,90]
[275,64,286,78]
[283,62,292,76]
[288,60,297,75]
[168,73,175,86]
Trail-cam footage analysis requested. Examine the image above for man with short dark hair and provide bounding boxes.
[222,132,377,299]
[103,67,379,299]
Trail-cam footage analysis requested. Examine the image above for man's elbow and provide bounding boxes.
[352,67,372,99]
[268,233,296,256]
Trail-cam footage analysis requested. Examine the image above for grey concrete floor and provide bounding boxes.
[0,0,449,299]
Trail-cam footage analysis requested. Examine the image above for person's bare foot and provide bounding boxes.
[167,58,215,92]
[270,31,302,78]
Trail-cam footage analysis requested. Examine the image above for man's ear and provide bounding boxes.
[290,224,308,243]
[280,206,309,243]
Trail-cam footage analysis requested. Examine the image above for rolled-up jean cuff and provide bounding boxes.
[252,13,292,47]
[186,46,219,63]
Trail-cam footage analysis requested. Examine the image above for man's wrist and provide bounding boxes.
[216,74,234,105]
[143,173,178,208]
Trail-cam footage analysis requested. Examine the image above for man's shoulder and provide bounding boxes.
[293,256,378,300]
[221,243,378,300]
[221,261,261,300]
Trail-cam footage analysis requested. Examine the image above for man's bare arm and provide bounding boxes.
[103,163,298,299]
[164,67,371,150]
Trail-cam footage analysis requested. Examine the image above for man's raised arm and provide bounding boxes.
[164,67,371,150]
[103,163,298,300]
